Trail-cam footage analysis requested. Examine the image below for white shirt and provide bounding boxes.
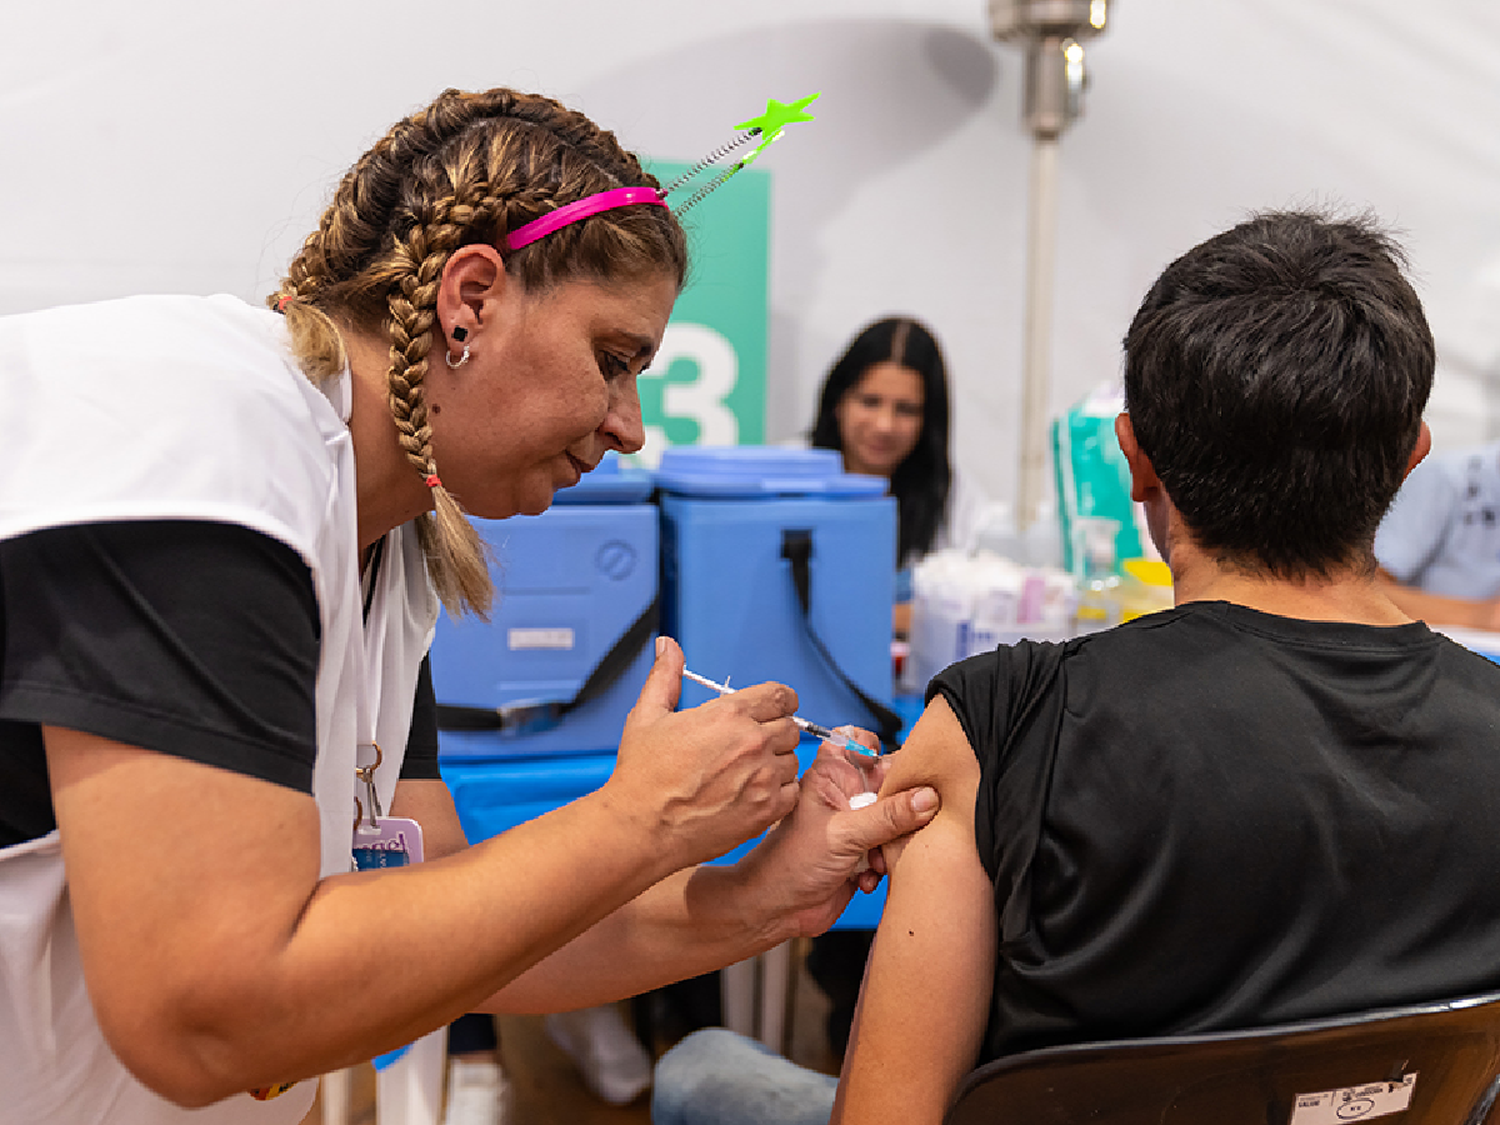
[0,294,436,1123]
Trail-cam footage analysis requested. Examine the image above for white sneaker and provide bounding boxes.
[544,1004,653,1106]
[440,1058,511,1125]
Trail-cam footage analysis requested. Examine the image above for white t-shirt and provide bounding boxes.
[0,294,436,1123]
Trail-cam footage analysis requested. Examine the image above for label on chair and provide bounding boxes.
[1289,1072,1416,1123]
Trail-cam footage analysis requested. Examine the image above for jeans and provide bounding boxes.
[651,1028,837,1125]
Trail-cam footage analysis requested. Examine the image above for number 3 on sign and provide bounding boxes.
[645,323,739,451]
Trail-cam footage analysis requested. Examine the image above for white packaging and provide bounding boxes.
[905,549,1077,691]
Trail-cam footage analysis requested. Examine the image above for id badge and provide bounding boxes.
[353,816,425,870]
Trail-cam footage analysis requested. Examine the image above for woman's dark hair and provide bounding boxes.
[1123,209,1434,578]
[810,317,952,562]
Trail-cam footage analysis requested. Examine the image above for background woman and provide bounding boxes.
[0,86,936,1124]
[809,316,983,637]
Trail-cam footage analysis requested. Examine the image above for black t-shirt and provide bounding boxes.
[932,601,1500,1063]
[0,520,439,847]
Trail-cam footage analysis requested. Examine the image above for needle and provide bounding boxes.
[682,668,881,758]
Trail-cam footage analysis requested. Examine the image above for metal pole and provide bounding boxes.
[990,2,1109,529]
[1019,135,1059,530]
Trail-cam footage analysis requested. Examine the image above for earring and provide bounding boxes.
[446,324,471,369]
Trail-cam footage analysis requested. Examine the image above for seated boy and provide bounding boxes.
[654,209,1500,1125]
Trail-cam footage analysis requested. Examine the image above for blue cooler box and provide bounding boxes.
[656,446,897,730]
[431,455,657,765]
[657,446,897,929]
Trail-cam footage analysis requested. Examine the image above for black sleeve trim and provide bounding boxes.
[1,521,321,803]
[400,655,442,781]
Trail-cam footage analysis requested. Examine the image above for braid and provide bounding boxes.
[383,181,495,615]
[270,87,687,618]
[385,218,444,479]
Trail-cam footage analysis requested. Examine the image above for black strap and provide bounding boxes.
[436,593,660,736]
[780,530,903,751]
[361,537,386,623]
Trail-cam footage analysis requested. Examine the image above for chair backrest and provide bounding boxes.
[944,992,1500,1125]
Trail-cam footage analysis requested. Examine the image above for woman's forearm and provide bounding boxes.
[481,861,789,1014]
[50,733,682,1106]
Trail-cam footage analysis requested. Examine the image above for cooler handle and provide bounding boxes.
[780,530,903,751]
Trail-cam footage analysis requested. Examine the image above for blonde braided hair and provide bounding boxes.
[269,88,687,617]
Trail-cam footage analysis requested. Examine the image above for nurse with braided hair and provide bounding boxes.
[0,86,936,1124]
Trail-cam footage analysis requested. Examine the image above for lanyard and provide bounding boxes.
[354,536,387,830]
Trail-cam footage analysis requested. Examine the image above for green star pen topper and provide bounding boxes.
[664,93,821,214]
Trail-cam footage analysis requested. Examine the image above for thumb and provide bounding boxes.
[629,635,684,724]
[843,785,940,855]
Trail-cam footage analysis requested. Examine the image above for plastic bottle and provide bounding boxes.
[1022,498,1064,570]
[1117,558,1174,621]
[971,501,1024,562]
[1073,517,1122,635]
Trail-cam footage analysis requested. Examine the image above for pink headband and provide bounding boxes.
[504,186,667,251]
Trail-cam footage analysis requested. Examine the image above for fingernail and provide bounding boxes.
[656,636,666,657]
[912,787,938,814]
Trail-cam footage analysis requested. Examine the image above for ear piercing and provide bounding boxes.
[446,325,471,369]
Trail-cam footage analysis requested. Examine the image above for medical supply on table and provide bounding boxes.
[1053,380,1149,577]
[682,668,880,758]
[904,548,1077,692]
[1074,523,1175,634]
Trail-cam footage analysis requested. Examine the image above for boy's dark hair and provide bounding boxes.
[810,317,953,562]
[1123,209,1434,578]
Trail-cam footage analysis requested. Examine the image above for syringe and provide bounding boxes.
[682,668,880,758]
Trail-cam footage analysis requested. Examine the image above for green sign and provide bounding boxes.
[635,159,770,461]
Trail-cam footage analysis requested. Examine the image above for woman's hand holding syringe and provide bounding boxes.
[682,668,882,827]
[676,665,939,927]
[682,669,879,760]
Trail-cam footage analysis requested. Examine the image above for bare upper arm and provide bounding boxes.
[832,695,996,1125]
[871,694,980,871]
[43,726,323,1081]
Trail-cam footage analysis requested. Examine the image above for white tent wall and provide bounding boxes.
[4,0,1499,512]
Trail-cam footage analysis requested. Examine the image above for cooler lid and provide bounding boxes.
[653,445,888,498]
[552,451,654,505]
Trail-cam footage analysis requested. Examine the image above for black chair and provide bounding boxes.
[944,992,1500,1125]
